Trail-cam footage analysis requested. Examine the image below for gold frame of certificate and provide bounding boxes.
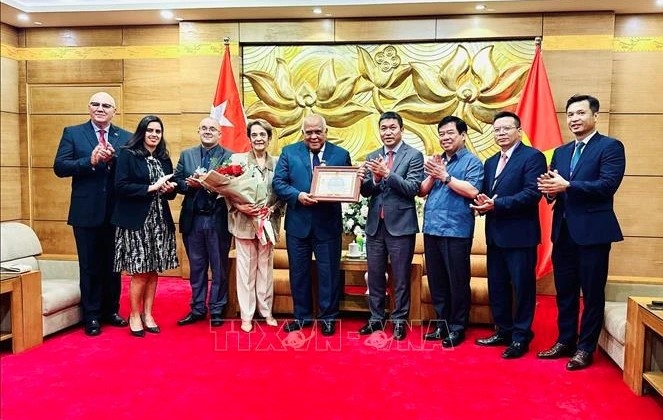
[311,166,361,202]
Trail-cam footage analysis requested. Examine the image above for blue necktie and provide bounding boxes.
[570,142,585,175]
[202,150,211,170]
[312,151,320,168]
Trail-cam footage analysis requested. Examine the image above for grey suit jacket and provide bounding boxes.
[360,142,424,236]
[173,144,233,235]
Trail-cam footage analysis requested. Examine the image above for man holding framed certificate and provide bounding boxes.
[273,114,354,336]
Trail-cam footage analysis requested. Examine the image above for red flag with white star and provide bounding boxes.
[210,44,250,152]
[516,44,564,279]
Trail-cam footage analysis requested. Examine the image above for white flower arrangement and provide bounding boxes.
[341,196,370,235]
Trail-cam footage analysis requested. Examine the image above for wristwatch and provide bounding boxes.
[443,175,452,185]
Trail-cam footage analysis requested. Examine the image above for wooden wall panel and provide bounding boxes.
[610,114,663,176]
[123,25,179,45]
[611,52,663,113]
[239,20,334,43]
[32,220,76,255]
[544,51,613,112]
[32,168,69,221]
[615,14,663,37]
[25,27,123,47]
[543,12,615,36]
[29,85,122,114]
[611,237,663,277]
[0,167,21,221]
[18,58,26,114]
[30,115,90,168]
[1,57,19,113]
[436,15,542,39]
[614,177,663,237]
[335,18,436,42]
[0,112,20,167]
[1,22,19,46]
[179,22,239,43]
[20,167,29,220]
[123,59,180,114]
[26,60,124,84]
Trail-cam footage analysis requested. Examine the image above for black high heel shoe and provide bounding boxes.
[141,314,161,334]
[129,316,145,337]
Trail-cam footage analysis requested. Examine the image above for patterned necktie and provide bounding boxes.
[312,151,320,168]
[98,129,107,148]
[495,153,508,177]
[570,142,585,175]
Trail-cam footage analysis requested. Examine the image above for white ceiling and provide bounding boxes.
[1,0,661,28]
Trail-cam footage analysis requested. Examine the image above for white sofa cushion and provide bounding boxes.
[603,301,627,345]
[41,279,80,315]
[0,222,42,261]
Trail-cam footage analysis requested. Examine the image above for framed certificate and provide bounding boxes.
[311,166,361,202]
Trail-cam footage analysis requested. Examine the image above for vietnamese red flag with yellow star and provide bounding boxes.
[210,44,250,153]
[516,44,564,279]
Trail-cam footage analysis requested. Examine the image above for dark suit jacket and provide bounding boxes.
[111,148,176,231]
[272,141,352,239]
[482,143,547,248]
[53,121,131,227]
[360,142,424,237]
[173,144,233,235]
[549,132,625,245]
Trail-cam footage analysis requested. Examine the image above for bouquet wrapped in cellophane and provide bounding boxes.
[199,159,276,245]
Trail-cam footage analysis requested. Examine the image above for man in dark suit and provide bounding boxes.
[173,117,233,328]
[358,111,424,341]
[53,91,131,336]
[419,116,483,347]
[471,111,547,359]
[273,114,353,336]
[537,94,626,370]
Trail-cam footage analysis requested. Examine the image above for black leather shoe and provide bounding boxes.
[177,312,206,326]
[85,319,101,336]
[358,320,384,335]
[566,350,593,371]
[442,330,465,348]
[130,327,145,337]
[104,313,128,327]
[423,327,446,341]
[140,314,160,334]
[393,322,407,341]
[320,320,336,336]
[476,332,511,347]
[537,342,577,359]
[283,320,313,333]
[210,314,224,327]
[502,342,529,359]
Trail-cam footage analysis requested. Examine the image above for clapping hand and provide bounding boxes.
[470,193,497,214]
[537,169,568,195]
[365,156,390,181]
[424,154,447,180]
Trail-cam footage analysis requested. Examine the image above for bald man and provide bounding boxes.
[54,92,132,336]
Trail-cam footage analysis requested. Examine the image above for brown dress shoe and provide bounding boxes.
[566,350,593,371]
[537,342,577,359]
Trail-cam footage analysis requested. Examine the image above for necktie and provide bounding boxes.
[495,153,508,178]
[98,129,107,148]
[312,151,320,168]
[570,142,585,175]
[202,150,211,170]
[386,150,394,169]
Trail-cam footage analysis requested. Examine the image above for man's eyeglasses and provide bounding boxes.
[199,126,218,133]
[89,102,115,110]
[493,126,519,134]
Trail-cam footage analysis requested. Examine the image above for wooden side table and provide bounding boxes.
[0,270,42,353]
[624,296,663,396]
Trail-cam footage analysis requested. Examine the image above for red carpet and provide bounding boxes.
[1,277,661,419]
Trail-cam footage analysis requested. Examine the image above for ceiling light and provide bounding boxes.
[17,13,29,22]
[175,17,184,22]
[313,8,322,14]
[160,10,174,19]
[657,0,663,6]
[33,21,43,25]
[475,4,486,10]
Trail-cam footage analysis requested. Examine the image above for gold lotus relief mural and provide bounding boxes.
[242,41,535,162]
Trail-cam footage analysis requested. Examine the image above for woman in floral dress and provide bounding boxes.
[112,115,179,337]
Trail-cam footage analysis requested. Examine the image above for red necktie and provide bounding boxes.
[380,151,395,219]
[99,129,108,148]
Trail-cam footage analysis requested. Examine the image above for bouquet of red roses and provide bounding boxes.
[200,159,259,205]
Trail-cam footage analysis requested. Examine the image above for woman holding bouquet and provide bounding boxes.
[112,115,179,337]
[227,119,284,333]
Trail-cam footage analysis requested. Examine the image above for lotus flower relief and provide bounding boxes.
[356,45,412,108]
[243,57,372,142]
[393,45,529,132]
